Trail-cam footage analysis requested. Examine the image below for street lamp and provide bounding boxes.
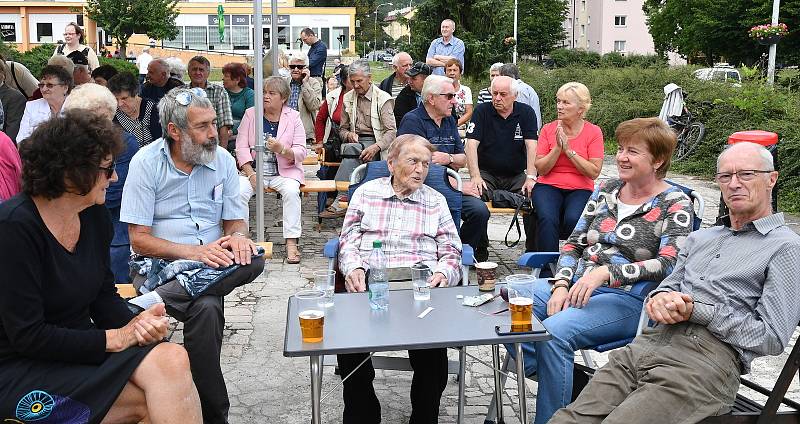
[374,2,393,61]
[513,0,518,63]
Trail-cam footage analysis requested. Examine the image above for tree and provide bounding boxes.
[85,0,179,57]
[404,0,514,77]
[517,0,569,60]
[643,0,800,66]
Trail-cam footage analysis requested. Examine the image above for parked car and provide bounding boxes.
[693,64,742,85]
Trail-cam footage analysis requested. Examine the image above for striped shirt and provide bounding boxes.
[651,213,800,374]
[185,82,234,128]
[477,87,492,104]
[339,177,462,285]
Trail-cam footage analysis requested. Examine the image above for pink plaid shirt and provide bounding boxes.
[339,177,462,285]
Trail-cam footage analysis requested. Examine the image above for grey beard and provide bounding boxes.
[180,133,217,165]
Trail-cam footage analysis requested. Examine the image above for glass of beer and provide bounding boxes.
[507,288,534,332]
[296,290,326,343]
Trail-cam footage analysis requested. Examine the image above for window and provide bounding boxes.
[184,26,208,50]
[277,26,290,50]
[614,40,626,52]
[320,27,331,47]
[291,26,305,50]
[231,26,249,50]
[36,23,52,42]
[581,0,586,12]
[208,26,232,51]
[163,27,184,49]
[580,25,586,37]
[332,27,350,50]
[614,16,627,26]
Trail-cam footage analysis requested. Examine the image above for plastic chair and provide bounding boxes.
[484,179,705,424]
[322,161,474,286]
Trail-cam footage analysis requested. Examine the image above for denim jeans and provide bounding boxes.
[531,183,592,252]
[504,278,643,424]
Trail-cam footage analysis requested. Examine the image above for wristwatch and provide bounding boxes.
[550,281,569,294]
[448,154,454,164]
[526,174,537,180]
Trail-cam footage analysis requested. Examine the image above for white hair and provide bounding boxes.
[442,19,456,31]
[290,52,308,66]
[489,62,504,73]
[63,83,117,120]
[490,76,519,97]
[392,52,411,67]
[348,60,372,77]
[717,142,775,172]
[164,57,186,79]
[421,75,453,103]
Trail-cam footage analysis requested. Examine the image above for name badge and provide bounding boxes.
[213,183,224,201]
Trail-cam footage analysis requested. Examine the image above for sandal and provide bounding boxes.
[286,244,302,264]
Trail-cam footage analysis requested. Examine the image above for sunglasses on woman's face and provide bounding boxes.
[98,162,116,179]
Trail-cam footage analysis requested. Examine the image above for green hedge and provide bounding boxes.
[464,64,800,213]
[98,57,138,75]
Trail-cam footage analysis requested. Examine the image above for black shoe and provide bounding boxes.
[475,246,489,262]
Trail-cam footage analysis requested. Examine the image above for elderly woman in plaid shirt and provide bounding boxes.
[336,134,461,424]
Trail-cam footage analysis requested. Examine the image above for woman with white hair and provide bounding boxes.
[531,82,604,252]
[477,62,504,104]
[63,83,140,284]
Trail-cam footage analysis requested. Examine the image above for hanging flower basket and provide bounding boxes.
[749,23,788,45]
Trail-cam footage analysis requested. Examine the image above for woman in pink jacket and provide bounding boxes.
[237,77,307,263]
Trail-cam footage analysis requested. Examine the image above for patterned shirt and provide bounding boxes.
[650,213,800,374]
[114,98,161,147]
[289,80,302,111]
[339,177,462,286]
[555,178,694,289]
[186,82,234,129]
[477,87,492,104]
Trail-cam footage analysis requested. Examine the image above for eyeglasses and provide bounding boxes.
[63,32,77,37]
[98,162,116,179]
[288,64,306,70]
[38,82,64,90]
[714,170,772,184]
[437,93,456,100]
[175,87,208,106]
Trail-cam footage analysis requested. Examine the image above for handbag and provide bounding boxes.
[323,120,343,163]
[491,190,536,249]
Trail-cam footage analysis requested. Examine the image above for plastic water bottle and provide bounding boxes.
[367,240,389,310]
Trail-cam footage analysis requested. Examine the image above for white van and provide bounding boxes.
[693,64,742,85]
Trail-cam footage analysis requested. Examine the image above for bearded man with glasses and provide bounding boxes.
[121,87,265,423]
[550,141,800,424]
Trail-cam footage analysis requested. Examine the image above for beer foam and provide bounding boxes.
[509,297,533,306]
[299,309,325,319]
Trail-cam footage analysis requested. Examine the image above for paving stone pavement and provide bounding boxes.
[166,157,799,423]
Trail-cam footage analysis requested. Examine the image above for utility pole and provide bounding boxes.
[767,0,780,86]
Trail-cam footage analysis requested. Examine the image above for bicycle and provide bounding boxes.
[668,110,706,161]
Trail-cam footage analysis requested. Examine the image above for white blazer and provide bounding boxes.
[17,98,63,144]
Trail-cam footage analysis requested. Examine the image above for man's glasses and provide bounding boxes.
[38,82,64,90]
[175,87,208,106]
[98,162,116,179]
[714,170,772,184]
[289,64,306,70]
[437,93,456,100]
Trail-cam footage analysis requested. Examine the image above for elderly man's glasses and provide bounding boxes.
[289,64,306,70]
[38,82,64,90]
[98,162,116,179]
[714,170,772,184]
[175,87,208,106]
[437,93,456,100]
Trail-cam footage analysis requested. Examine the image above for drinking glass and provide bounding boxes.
[411,263,432,301]
[296,290,326,342]
[314,269,336,307]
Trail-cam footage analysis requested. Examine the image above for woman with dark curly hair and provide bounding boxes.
[16,65,73,144]
[0,113,202,423]
[108,71,162,147]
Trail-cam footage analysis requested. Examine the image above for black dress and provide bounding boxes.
[0,195,157,424]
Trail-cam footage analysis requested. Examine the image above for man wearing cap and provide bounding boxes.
[393,61,432,126]
[398,74,491,261]
[378,51,412,99]
[67,50,92,85]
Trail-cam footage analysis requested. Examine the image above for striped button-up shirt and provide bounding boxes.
[186,82,234,128]
[339,177,462,286]
[651,213,800,373]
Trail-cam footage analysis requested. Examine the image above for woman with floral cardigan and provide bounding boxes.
[506,117,695,424]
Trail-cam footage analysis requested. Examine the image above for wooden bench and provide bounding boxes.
[264,180,341,229]
[115,242,274,300]
[302,155,319,166]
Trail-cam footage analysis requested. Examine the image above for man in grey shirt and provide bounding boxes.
[551,141,800,424]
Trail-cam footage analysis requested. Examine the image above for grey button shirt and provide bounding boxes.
[651,213,800,373]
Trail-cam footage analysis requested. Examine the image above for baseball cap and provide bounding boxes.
[67,50,89,67]
[405,62,432,77]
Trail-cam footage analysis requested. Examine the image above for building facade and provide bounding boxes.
[562,0,655,55]
[0,0,356,61]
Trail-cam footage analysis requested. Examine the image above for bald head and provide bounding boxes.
[147,59,170,87]
[717,142,774,173]
[392,52,413,80]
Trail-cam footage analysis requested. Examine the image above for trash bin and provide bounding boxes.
[718,130,779,218]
